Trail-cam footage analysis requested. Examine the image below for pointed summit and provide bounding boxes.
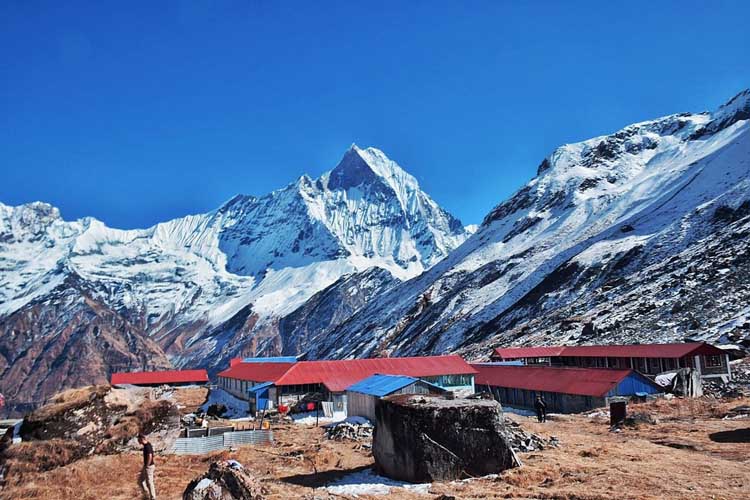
[327,144,421,198]
[328,145,382,191]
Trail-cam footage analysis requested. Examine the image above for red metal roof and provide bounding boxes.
[217,362,296,382]
[275,355,477,392]
[111,369,208,386]
[473,364,637,397]
[492,346,567,359]
[493,342,724,360]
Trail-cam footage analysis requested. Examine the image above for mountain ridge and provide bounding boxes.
[0,146,470,414]
[2,89,748,416]
[302,88,750,360]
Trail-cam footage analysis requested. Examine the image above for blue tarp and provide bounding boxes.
[347,374,419,397]
[610,372,662,396]
[242,356,298,363]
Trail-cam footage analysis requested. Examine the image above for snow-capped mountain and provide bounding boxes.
[0,145,469,413]
[3,89,749,415]
[309,89,750,360]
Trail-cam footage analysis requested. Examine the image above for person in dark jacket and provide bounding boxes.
[138,433,156,500]
[534,395,547,423]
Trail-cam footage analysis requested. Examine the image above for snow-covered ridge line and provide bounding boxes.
[306,87,750,360]
[0,145,470,377]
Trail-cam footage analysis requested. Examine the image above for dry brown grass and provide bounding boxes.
[2,397,749,499]
[171,386,209,415]
[31,385,110,421]
[3,439,83,474]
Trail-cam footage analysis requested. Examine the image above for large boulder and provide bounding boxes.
[15,385,180,468]
[183,460,266,500]
[372,395,520,482]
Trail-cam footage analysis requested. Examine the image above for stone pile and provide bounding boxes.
[501,417,557,452]
[183,460,266,500]
[324,419,373,441]
[703,360,750,398]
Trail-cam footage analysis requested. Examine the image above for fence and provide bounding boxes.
[171,429,274,455]
[183,425,235,438]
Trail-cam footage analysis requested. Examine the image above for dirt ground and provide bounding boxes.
[2,395,749,500]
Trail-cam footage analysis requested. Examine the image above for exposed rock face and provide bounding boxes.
[0,145,468,399]
[0,275,171,417]
[277,267,399,357]
[372,395,519,482]
[312,88,750,360]
[183,460,266,500]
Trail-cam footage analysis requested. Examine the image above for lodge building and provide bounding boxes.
[474,363,663,413]
[216,355,477,414]
[491,342,731,381]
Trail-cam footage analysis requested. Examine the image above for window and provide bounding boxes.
[634,358,646,373]
[705,355,723,368]
[422,374,473,388]
[647,358,661,374]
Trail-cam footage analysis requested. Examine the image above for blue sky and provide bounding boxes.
[1,1,748,227]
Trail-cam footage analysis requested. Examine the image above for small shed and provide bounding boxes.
[346,374,447,421]
[247,381,275,414]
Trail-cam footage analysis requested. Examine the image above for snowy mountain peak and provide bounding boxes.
[309,88,750,362]
[693,88,750,138]
[0,201,65,243]
[327,145,385,191]
[482,90,750,228]
[716,88,750,117]
[0,144,469,363]
[326,145,418,195]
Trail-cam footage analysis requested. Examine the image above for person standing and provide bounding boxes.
[138,433,156,500]
[534,395,547,423]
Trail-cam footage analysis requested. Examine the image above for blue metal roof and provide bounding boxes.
[347,374,420,397]
[247,381,274,393]
[242,356,298,363]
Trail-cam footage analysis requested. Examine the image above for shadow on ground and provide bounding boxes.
[709,428,750,443]
[279,464,372,488]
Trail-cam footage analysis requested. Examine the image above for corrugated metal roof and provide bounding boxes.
[217,362,295,382]
[347,374,418,397]
[111,369,208,386]
[473,364,644,397]
[275,355,477,392]
[493,342,724,360]
[493,346,566,359]
[248,381,274,393]
[242,356,298,363]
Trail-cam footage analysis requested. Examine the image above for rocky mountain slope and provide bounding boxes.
[310,89,750,360]
[2,90,749,414]
[0,146,469,413]
[0,274,172,416]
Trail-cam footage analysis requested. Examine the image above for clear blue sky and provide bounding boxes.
[1,1,748,227]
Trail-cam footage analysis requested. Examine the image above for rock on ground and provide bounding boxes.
[373,395,520,482]
[183,460,266,500]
